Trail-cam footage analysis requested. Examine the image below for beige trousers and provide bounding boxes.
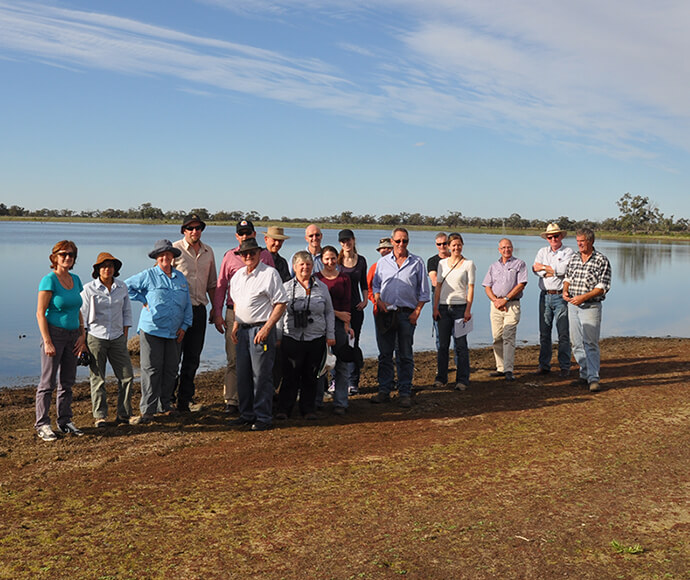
[489,301,521,373]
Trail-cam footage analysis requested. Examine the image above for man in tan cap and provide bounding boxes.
[532,223,575,376]
[263,226,291,282]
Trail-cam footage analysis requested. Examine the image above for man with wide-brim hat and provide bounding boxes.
[263,226,291,283]
[125,240,192,424]
[532,223,575,376]
[172,213,218,414]
[213,219,275,415]
[228,236,288,431]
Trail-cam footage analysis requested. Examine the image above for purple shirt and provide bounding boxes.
[482,256,528,299]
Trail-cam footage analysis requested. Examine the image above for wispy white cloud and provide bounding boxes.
[2,0,690,161]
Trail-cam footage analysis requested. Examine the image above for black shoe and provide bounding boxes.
[489,371,505,377]
[177,404,191,414]
[250,422,273,431]
[570,378,588,386]
[225,403,239,415]
[504,371,516,381]
[228,417,252,427]
[536,367,551,375]
[274,412,289,421]
[559,369,570,378]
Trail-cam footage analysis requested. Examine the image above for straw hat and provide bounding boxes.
[540,223,567,240]
[263,226,290,240]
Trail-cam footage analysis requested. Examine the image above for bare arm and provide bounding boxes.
[36,291,55,356]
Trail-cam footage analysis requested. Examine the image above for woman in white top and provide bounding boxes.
[432,233,475,389]
[81,252,134,427]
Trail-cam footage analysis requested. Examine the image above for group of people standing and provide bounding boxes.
[33,218,611,441]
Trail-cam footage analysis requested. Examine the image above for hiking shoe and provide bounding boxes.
[333,406,346,416]
[398,395,412,408]
[37,425,57,442]
[559,369,570,378]
[57,422,84,437]
[433,380,446,388]
[225,403,239,415]
[370,392,390,404]
[348,385,359,395]
[589,381,602,392]
[129,414,154,425]
[454,381,469,391]
[489,371,505,377]
[228,417,252,427]
[536,367,550,375]
[250,422,273,432]
[504,371,516,381]
[94,418,107,428]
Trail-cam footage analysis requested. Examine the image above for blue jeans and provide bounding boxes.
[436,304,470,385]
[568,302,602,383]
[375,309,416,396]
[539,292,571,371]
[333,319,350,409]
[236,325,276,425]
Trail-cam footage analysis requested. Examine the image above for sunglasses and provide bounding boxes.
[185,225,203,231]
[392,238,409,245]
[436,242,448,246]
[546,235,560,240]
[307,233,322,238]
[57,252,76,258]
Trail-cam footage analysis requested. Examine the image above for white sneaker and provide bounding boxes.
[37,425,57,442]
[348,385,359,395]
[56,421,84,436]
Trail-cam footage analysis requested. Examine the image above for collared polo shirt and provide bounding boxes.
[214,247,275,312]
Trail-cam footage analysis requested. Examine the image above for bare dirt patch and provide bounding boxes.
[1,338,688,578]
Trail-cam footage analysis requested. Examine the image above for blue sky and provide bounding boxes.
[1,0,689,221]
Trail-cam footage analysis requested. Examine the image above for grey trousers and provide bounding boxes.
[35,325,79,429]
[87,333,134,420]
[139,332,181,416]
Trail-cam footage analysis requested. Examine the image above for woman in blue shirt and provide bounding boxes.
[35,240,86,441]
[125,240,193,424]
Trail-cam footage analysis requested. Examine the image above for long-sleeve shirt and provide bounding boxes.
[214,247,274,312]
[532,245,575,291]
[482,256,528,299]
[172,239,217,307]
[372,252,430,309]
[125,266,193,339]
[340,254,368,310]
[279,277,335,342]
[80,278,133,340]
[564,249,612,302]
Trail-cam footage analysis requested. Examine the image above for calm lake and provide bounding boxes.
[1,221,687,387]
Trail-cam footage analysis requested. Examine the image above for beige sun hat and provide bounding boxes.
[540,223,567,240]
[263,226,290,240]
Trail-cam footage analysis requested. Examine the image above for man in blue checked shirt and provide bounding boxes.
[370,227,430,408]
[563,228,612,393]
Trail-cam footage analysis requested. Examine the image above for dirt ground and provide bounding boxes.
[1,337,688,579]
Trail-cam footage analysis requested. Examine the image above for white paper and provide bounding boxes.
[454,317,473,338]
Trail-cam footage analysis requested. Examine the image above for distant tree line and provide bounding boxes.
[1,194,687,234]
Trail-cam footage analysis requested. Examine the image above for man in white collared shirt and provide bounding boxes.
[532,223,575,377]
[173,213,217,413]
[229,239,287,431]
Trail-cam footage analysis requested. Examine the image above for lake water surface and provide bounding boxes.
[1,221,686,387]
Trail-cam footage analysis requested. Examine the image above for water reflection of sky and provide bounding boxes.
[2,222,688,387]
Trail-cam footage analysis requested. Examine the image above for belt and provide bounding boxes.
[398,307,414,313]
[239,322,266,329]
[543,290,561,295]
